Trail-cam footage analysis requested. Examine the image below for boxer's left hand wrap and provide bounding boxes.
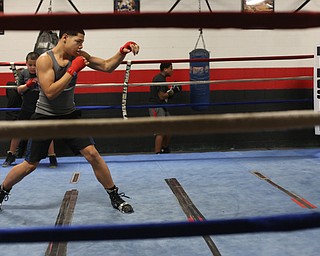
[25,78,37,88]
[67,56,86,77]
[120,41,137,55]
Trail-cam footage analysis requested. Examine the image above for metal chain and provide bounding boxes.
[48,0,52,14]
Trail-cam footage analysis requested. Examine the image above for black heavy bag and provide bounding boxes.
[33,30,59,55]
[189,48,210,111]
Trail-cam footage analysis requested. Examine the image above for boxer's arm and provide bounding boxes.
[36,54,73,100]
[84,41,139,73]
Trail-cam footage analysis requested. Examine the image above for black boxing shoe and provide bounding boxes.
[0,185,11,211]
[2,151,16,167]
[106,186,133,214]
[160,147,171,154]
[48,155,58,168]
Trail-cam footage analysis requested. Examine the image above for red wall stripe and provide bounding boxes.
[0,67,312,96]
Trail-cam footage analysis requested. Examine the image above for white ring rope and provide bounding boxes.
[0,76,312,88]
[0,110,318,140]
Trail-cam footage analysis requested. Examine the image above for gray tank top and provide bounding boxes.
[35,50,77,116]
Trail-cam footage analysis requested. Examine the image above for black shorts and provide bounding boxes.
[18,110,34,120]
[25,110,95,163]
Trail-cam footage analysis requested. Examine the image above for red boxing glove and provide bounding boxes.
[120,41,136,55]
[67,56,86,77]
[25,78,37,88]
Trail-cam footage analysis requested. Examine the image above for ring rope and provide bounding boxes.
[0,54,313,67]
[0,61,25,66]
[122,55,314,64]
[0,212,319,243]
[57,76,315,87]
[0,110,319,140]
[0,98,312,112]
[2,12,320,30]
[0,76,313,88]
[75,99,312,110]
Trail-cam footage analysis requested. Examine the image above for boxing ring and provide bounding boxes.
[1,150,320,256]
[0,11,320,256]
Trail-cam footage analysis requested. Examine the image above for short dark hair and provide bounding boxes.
[160,62,172,71]
[26,52,40,61]
[59,29,85,39]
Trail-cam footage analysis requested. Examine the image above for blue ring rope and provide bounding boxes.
[0,212,319,243]
[0,99,312,112]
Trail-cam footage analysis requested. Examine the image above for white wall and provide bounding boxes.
[0,0,319,73]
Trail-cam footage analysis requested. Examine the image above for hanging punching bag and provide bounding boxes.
[33,1,59,55]
[189,48,210,111]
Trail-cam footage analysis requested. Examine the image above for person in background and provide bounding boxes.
[148,62,182,154]
[4,79,27,159]
[2,52,58,168]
